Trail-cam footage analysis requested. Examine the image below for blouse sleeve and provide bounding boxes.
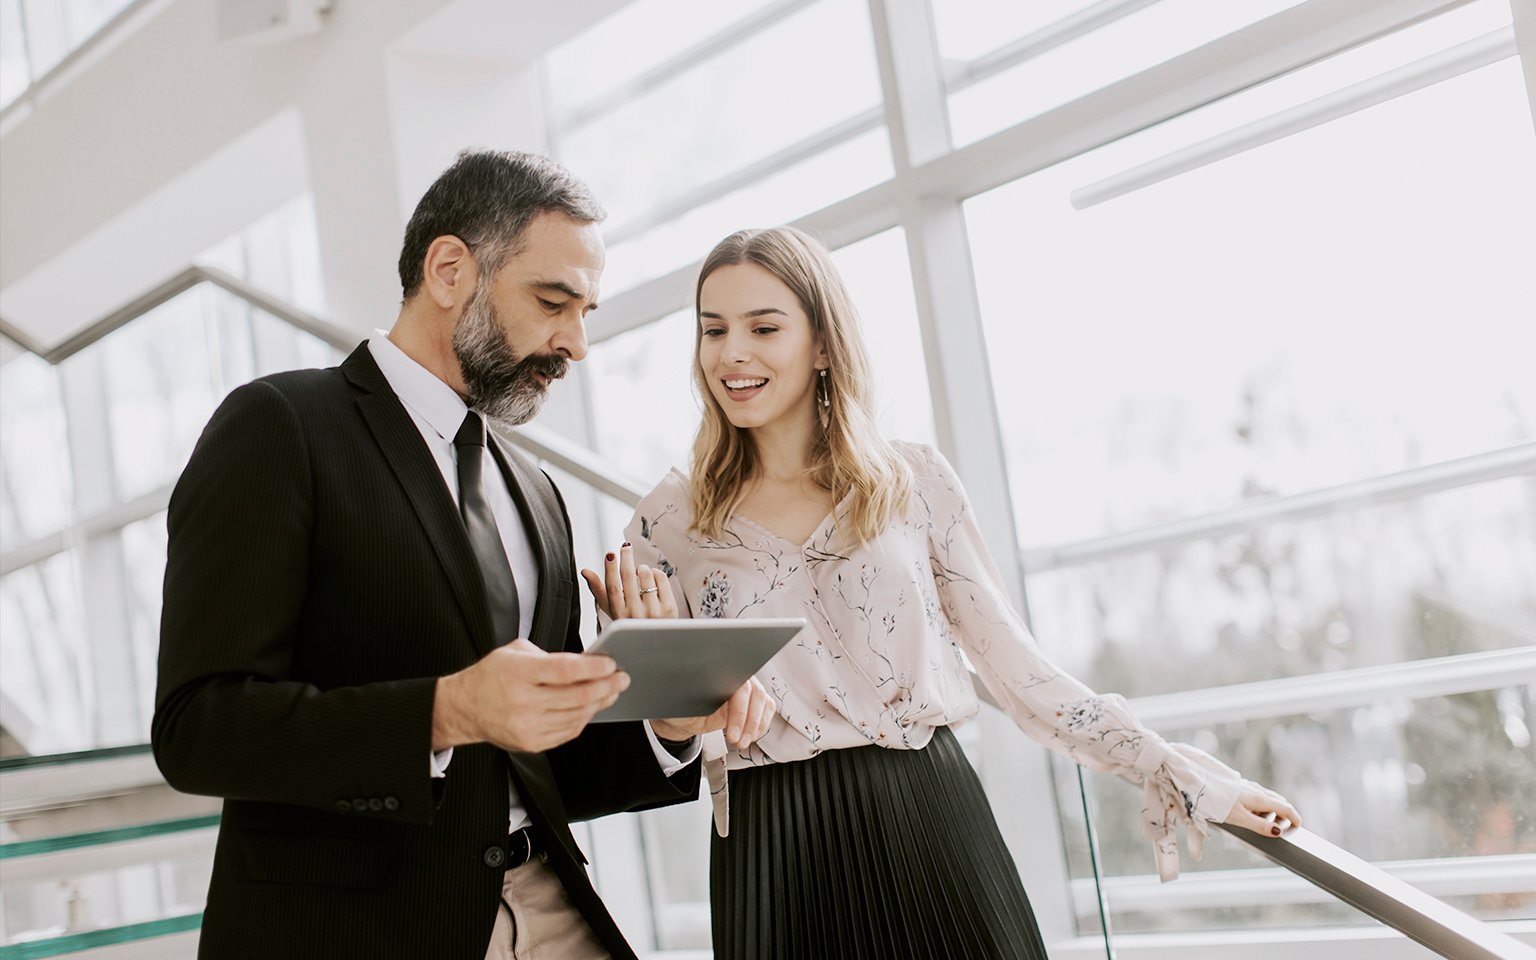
[918,445,1243,880]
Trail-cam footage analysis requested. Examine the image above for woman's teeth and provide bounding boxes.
[724,378,768,391]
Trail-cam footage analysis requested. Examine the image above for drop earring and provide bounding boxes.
[816,368,831,431]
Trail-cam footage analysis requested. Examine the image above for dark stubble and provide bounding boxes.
[451,281,568,426]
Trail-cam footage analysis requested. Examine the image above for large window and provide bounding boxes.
[966,0,1536,935]
[537,0,1536,954]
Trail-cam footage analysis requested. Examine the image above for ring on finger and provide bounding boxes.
[639,586,659,596]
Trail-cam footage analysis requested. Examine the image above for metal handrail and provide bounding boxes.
[1216,824,1536,960]
[0,265,637,515]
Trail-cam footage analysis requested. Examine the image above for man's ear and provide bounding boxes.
[421,235,477,310]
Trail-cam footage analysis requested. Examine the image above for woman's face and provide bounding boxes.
[698,262,826,434]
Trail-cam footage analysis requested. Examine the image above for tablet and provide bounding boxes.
[585,618,805,722]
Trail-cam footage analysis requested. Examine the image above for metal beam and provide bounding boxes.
[1020,442,1536,573]
[1071,27,1517,209]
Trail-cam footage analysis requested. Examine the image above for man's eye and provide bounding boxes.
[539,299,562,311]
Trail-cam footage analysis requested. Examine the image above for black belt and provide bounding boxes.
[507,826,540,869]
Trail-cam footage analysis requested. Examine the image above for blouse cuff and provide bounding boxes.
[1130,738,1244,882]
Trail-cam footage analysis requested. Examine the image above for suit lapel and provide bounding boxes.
[342,345,496,657]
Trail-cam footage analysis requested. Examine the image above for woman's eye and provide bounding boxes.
[702,328,725,338]
[753,326,778,335]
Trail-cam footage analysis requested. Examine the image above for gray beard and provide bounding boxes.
[451,287,564,427]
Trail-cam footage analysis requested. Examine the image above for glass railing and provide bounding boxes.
[1,800,215,950]
[0,914,203,959]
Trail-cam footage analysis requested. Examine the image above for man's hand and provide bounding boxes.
[651,676,776,751]
[432,639,630,753]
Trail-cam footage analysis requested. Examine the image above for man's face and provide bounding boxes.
[452,212,604,426]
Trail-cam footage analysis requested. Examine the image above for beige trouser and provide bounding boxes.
[483,856,610,960]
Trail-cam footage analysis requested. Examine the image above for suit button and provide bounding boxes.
[383,797,399,812]
[483,846,506,868]
[336,800,352,812]
[368,798,383,812]
[352,798,368,812]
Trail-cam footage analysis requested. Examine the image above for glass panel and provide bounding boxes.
[62,0,131,47]
[1070,684,1536,934]
[947,0,1307,146]
[0,353,73,544]
[1024,478,1536,694]
[827,227,935,447]
[1,852,209,946]
[932,0,1101,63]
[584,309,697,490]
[17,0,67,79]
[0,552,88,754]
[638,792,713,949]
[599,127,892,298]
[121,512,167,735]
[545,0,779,120]
[0,0,29,108]
[556,0,883,232]
[92,288,222,502]
[965,57,1536,550]
[195,194,327,316]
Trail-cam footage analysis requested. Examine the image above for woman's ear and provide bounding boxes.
[421,235,477,310]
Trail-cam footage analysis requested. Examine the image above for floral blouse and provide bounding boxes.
[625,442,1243,880]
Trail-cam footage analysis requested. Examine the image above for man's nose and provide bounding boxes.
[555,312,589,363]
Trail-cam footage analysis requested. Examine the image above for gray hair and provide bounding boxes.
[397,149,604,299]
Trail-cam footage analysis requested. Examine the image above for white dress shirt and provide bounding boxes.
[367,334,698,832]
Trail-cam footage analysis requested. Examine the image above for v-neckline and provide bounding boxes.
[732,492,850,551]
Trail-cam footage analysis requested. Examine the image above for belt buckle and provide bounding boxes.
[508,827,534,869]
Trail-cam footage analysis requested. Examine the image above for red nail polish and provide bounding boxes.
[606,552,615,561]
[622,541,631,548]
[1271,827,1281,836]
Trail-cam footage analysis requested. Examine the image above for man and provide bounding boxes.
[153,150,773,959]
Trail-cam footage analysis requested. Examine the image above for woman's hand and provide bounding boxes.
[1223,781,1302,837]
[581,542,677,620]
[652,677,777,751]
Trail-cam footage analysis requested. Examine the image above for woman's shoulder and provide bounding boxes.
[890,440,950,481]
[649,466,693,497]
[632,468,697,545]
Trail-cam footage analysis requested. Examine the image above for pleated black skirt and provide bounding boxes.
[710,725,1049,960]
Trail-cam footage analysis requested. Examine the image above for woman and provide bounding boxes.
[583,226,1300,960]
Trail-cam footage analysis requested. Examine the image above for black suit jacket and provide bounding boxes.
[153,343,698,959]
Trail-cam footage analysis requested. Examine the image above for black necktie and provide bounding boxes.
[453,412,520,645]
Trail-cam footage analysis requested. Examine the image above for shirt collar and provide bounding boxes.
[368,331,471,443]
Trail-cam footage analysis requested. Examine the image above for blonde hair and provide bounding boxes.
[689,226,912,544]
